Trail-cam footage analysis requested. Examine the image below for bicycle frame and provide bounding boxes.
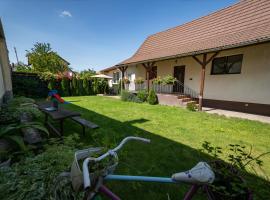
[94,174,202,200]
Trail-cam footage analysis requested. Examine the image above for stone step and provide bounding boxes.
[180,97,193,102]
[177,94,190,99]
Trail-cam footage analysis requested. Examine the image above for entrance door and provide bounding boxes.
[173,66,185,93]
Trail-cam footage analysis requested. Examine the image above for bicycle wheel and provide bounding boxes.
[51,172,78,200]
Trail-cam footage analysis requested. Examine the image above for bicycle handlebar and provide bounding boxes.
[83,136,150,189]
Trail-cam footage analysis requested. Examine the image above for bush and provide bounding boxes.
[134,77,144,84]
[137,90,148,102]
[83,78,89,95]
[71,78,78,96]
[186,101,198,111]
[0,135,82,200]
[121,90,132,101]
[121,90,142,103]
[61,78,70,96]
[147,89,158,105]
[162,75,176,85]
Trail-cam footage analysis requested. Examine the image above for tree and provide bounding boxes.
[80,68,96,80]
[13,62,32,72]
[26,43,69,73]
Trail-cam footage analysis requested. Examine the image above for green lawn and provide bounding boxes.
[63,96,270,199]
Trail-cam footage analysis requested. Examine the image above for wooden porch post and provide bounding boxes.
[118,66,128,90]
[142,62,155,92]
[192,52,219,111]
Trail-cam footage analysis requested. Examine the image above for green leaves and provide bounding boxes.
[26,42,69,73]
[0,135,82,200]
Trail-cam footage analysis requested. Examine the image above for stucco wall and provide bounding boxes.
[0,61,5,99]
[122,42,270,105]
[0,38,12,103]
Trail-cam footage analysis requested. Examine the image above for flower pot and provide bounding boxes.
[124,84,129,90]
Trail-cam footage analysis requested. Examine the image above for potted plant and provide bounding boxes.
[134,77,145,91]
[152,76,162,93]
[123,77,130,90]
[201,141,269,200]
[161,75,176,93]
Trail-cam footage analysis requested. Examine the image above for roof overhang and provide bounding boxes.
[116,37,270,67]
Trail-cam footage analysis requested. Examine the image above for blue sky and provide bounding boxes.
[0,0,238,71]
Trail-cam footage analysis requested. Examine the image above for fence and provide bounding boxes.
[12,72,49,97]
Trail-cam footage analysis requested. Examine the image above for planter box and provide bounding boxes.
[135,84,145,91]
[161,84,173,93]
[153,84,161,93]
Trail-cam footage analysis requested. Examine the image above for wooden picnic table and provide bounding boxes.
[37,102,81,137]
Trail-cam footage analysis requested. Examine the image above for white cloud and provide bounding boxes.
[60,10,72,18]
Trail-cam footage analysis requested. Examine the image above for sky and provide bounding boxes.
[0,0,238,71]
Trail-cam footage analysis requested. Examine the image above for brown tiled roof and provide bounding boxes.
[100,66,119,72]
[118,0,270,65]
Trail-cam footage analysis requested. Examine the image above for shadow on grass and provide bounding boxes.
[53,101,269,200]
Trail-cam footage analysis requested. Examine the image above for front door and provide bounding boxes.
[173,66,185,93]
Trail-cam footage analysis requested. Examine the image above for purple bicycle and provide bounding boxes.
[53,136,216,200]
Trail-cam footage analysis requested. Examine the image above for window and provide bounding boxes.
[113,72,120,83]
[211,54,243,75]
[146,66,157,80]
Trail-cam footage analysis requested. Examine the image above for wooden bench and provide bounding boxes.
[71,116,99,135]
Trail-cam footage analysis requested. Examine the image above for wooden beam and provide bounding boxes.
[205,52,219,66]
[192,55,204,66]
[192,52,219,111]
[118,66,128,90]
[142,62,155,92]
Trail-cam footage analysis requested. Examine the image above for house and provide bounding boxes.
[0,19,12,105]
[101,0,270,116]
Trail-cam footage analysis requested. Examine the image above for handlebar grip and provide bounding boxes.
[83,158,91,189]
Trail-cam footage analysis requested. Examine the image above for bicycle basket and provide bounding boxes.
[71,147,118,192]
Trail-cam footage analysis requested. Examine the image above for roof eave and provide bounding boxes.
[117,38,270,66]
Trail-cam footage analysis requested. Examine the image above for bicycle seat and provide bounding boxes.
[171,162,215,184]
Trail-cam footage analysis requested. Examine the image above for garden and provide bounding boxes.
[0,95,270,200]
[1,42,269,200]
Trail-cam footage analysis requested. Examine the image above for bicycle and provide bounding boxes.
[53,136,216,200]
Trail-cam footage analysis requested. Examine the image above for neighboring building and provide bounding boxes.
[0,19,12,105]
[101,0,270,116]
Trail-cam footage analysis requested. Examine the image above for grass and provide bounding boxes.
[61,96,270,199]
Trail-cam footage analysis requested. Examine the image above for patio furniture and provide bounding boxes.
[38,103,81,137]
[71,116,99,135]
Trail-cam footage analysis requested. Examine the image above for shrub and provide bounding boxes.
[83,78,89,95]
[152,76,162,85]
[147,89,158,105]
[61,78,70,96]
[8,97,35,106]
[77,79,84,96]
[71,78,77,96]
[121,90,142,103]
[0,135,82,200]
[162,75,176,85]
[137,90,148,102]
[134,77,144,84]
[121,90,132,101]
[186,101,198,111]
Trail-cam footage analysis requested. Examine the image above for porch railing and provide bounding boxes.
[134,81,198,99]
